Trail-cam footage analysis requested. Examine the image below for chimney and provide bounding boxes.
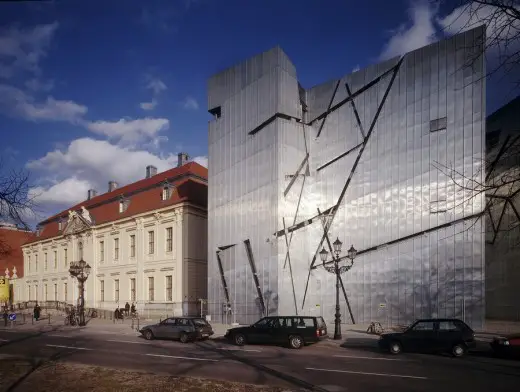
[108,181,118,192]
[87,189,97,200]
[146,165,158,179]
[177,152,189,167]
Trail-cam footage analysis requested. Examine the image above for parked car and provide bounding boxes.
[140,317,213,343]
[225,316,328,349]
[490,334,520,358]
[378,318,476,357]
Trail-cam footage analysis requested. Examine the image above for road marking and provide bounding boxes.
[106,339,150,345]
[46,344,93,351]
[217,347,262,352]
[146,353,218,362]
[333,355,404,361]
[306,367,427,380]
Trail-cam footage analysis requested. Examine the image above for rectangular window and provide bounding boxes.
[99,241,104,262]
[44,284,48,301]
[100,280,105,302]
[130,278,136,302]
[64,249,68,268]
[35,285,38,300]
[429,116,447,133]
[119,200,124,213]
[166,227,173,252]
[130,235,136,258]
[54,250,57,269]
[28,255,31,273]
[166,275,172,301]
[35,255,38,271]
[114,238,119,260]
[162,186,171,201]
[148,231,154,254]
[114,279,120,302]
[148,277,154,301]
[54,284,57,300]
[27,285,31,300]
[44,252,48,271]
[64,283,67,301]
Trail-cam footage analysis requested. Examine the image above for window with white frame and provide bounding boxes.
[114,238,119,260]
[35,284,38,300]
[64,283,67,301]
[166,227,173,252]
[100,280,105,302]
[44,284,48,301]
[53,250,57,269]
[44,252,48,271]
[148,231,154,254]
[28,255,31,272]
[148,277,154,301]
[64,249,68,268]
[35,255,38,271]
[78,242,83,260]
[130,234,136,258]
[166,275,172,301]
[114,279,119,302]
[162,185,171,201]
[130,278,136,302]
[54,284,57,300]
[27,285,30,300]
[99,241,104,262]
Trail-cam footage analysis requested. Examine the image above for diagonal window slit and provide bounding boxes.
[316,80,341,139]
[317,143,363,172]
[283,154,309,197]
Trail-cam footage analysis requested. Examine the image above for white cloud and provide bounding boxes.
[85,117,170,144]
[0,22,59,78]
[146,78,167,95]
[25,78,54,92]
[182,96,199,110]
[139,99,157,111]
[27,137,208,207]
[378,1,438,60]
[351,65,360,73]
[0,84,87,122]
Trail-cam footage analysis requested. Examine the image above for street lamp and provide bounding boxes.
[320,237,357,340]
[68,259,91,326]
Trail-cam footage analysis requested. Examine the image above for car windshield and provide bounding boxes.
[192,318,207,327]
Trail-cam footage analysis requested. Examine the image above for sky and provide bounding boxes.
[0,0,518,227]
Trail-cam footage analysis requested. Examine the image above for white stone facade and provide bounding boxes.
[20,202,207,315]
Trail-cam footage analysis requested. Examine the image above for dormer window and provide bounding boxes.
[58,219,63,231]
[36,225,42,237]
[161,183,173,201]
[119,196,130,213]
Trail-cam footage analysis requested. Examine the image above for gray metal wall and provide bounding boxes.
[208,26,487,328]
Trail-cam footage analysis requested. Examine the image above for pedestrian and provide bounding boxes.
[33,302,41,321]
[125,302,130,316]
[130,302,136,316]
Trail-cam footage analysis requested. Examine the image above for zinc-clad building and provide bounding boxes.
[207,26,486,328]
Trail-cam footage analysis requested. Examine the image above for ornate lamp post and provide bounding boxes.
[68,259,91,326]
[319,238,357,340]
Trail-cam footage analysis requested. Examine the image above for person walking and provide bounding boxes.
[125,302,130,316]
[33,303,41,321]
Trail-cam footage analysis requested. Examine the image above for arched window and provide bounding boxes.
[78,241,83,260]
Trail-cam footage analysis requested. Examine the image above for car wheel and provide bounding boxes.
[180,333,189,343]
[144,329,154,340]
[289,335,304,349]
[389,341,402,355]
[234,333,246,346]
[452,344,466,357]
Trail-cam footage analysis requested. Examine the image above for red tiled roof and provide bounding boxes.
[0,227,34,278]
[27,162,208,244]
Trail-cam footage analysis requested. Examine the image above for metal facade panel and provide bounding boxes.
[208,26,486,328]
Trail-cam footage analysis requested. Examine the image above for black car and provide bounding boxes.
[490,334,520,358]
[225,316,328,349]
[378,318,476,357]
[140,317,214,343]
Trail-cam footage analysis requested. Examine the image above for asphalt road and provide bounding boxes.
[1,328,519,392]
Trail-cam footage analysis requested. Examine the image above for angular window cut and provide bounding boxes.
[429,117,448,132]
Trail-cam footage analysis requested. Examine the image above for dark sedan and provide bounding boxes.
[140,317,213,343]
[490,334,520,358]
[378,318,476,357]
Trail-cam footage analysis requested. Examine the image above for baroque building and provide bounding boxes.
[207,26,487,328]
[20,155,208,316]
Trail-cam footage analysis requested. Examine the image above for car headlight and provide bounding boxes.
[502,340,510,346]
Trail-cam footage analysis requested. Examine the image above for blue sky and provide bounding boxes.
[0,0,517,226]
